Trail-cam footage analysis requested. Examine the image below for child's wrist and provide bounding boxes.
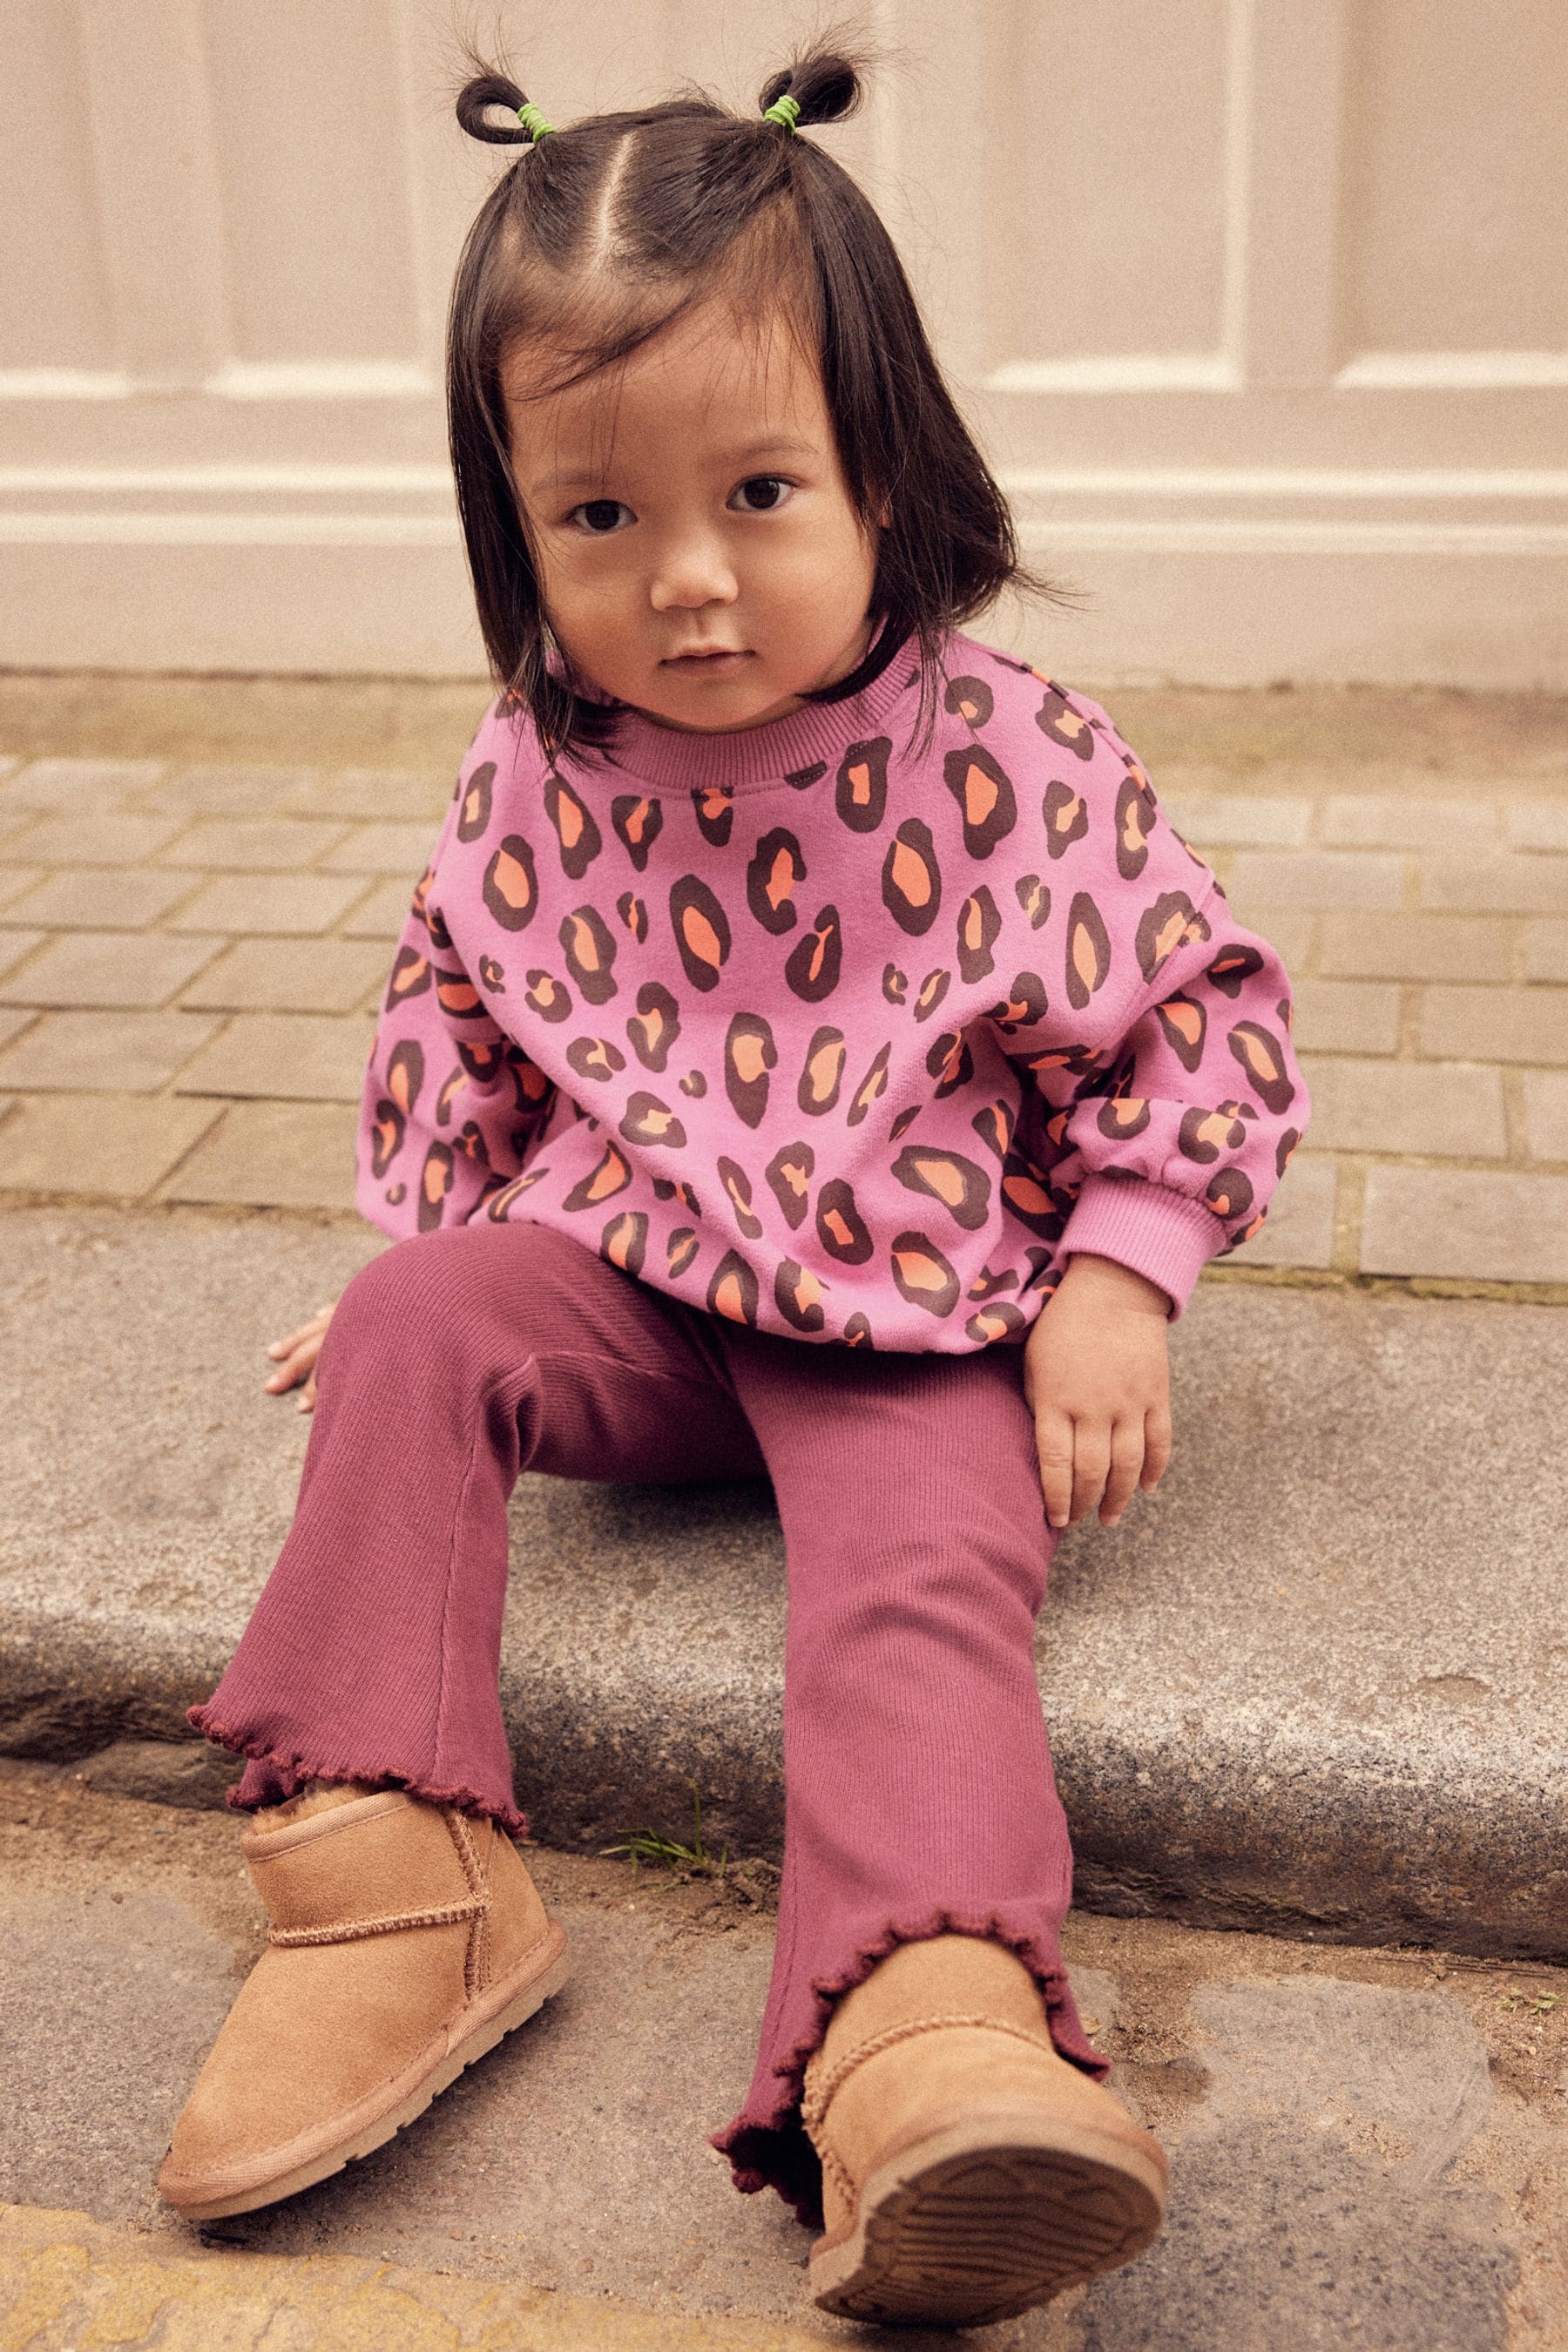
[1057,1252,1172,1319]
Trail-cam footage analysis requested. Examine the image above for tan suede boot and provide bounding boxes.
[801,1933,1167,2327]
[155,1784,570,2220]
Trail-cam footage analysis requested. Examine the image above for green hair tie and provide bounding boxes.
[516,100,556,142]
[760,92,801,134]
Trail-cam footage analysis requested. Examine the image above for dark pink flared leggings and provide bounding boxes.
[192,1220,1105,2227]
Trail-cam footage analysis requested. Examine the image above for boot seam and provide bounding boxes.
[801,2013,1058,2133]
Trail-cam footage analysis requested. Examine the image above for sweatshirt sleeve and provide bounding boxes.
[1028,713,1311,1321]
[354,793,556,1242]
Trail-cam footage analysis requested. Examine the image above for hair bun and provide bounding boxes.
[758,47,863,131]
[456,71,536,145]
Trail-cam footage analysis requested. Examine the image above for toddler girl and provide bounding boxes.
[155,44,1308,2330]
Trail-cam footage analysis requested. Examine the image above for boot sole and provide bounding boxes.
[162,1923,571,2221]
[809,2112,1167,2328]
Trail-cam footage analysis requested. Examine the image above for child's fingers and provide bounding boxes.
[1098,1420,1146,1525]
[1034,1406,1077,1529]
[262,1334,325,1393]
[1141,1402,1173,1489]
[264,1305,335,1359]
[1069,1422,1112,1526]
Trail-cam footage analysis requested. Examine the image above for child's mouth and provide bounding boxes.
[661,647,753,672]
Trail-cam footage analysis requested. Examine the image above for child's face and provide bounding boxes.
[504,298,882,733]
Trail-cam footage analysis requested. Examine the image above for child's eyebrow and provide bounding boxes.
[529,436,822,499]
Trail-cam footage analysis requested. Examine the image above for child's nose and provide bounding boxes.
[648,532,739,612]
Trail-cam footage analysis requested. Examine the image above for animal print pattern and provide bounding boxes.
[355,632,1309,1348]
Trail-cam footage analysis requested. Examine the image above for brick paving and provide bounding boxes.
[0,738,1563,1294]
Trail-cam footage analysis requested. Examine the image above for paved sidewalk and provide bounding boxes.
[1,1765,1563,2349]
[0,679,1564,1296]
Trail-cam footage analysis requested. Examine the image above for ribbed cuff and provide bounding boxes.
[1057,1172,1227,1322]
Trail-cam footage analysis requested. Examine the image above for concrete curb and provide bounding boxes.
[2,1205,1565,1960]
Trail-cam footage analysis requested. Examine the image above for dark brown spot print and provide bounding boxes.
[725,1012,776,1129]
[524,970,571,1024]
[1115,773,1156,881]
[1015,875,1051,930]
[785,760,827,789]
[386,1037,424,1118]
[1098,1094,1152,1142]
[943,674,994,727]
[617,892,648,943]
[708,1249,760,1327]
[387,944,434,1010]
[679,1071,706,1098]
[835,737,890,834]
[693,784,734,848]
[718,1156,764,1240]
[1065,893,1113,1013]
[600,1209,648,1277]
[369,1098,404,1177]
[562,1141,632,1212]
[797,1027,846,1116]
[1021,1245,1058,1293]
[816,1178,874,1266]
[558,906,617,1005]
[1036,690,1095,759]
[765,1141,814,1231]
[480,1167,549,1220]
[746,827,806,935]
[925,1030,974,1098]
[912,969,951,1023]
[1153,993,1207,1072]
[968,1264,1019,1300]
[544,774,601,879]
[971,1098,1014,1161]
[846,1042,892,1128]
[1276,1125,1301,1178]
[506,1052,551,1114]
[882,820,943,936]
[435,967,490,1023]
[966,1301,1026,1345]
[1227,1019,1296,1114]
[1204,1166,1254,1220]
[989,972,1049,1034]
[612,794,663,873]
[893,1145,991,1231]
[882,963,908,1005]
[1179,1101,1253,1163]
[841,1311,874,1347]
[1043,779,1090,860]
[891,1233,960,1317]
[956,886,1001,984]
[1136,889,1211,985]
[889,1104,921,1142]
[670,875,731,993]
[999,1151,1065,1240]
[436,1067,470,1125]
[774,1258,827,1334]
[418,1141,455,1232]
[1213,941,1269,997]
[565,1036,626,1085]
[652,1176,702,1215]
[667,1227,700,1279]
[620,1092,687,1151]
[477,953,505,992]
[456,760,496,841]
[627,982,680,1074]
[943,746,1017,858]
[784,906,842,1003]
[483,835,539,932]
[424,897,454,951]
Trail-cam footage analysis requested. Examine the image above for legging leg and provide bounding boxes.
[706,1331,1105,2230]
[192,1221,761,1829]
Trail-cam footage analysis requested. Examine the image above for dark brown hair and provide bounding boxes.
[448,38,1055,760]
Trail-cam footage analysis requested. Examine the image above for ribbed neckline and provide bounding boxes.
[579,637,923,792]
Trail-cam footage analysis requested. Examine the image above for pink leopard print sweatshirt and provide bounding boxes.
[355,632,1309,1349]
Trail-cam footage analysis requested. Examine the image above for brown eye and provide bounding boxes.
[730,476,793,513]
[571,498,632,534]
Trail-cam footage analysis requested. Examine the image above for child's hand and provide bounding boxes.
[1023,1254,1173,1530]
[262,1300,338,1414]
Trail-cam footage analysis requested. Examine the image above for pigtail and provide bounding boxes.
[757,51,863,130]
[456,72,540,146]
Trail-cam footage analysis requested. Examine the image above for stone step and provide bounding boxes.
[1,1204,1564,1961]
